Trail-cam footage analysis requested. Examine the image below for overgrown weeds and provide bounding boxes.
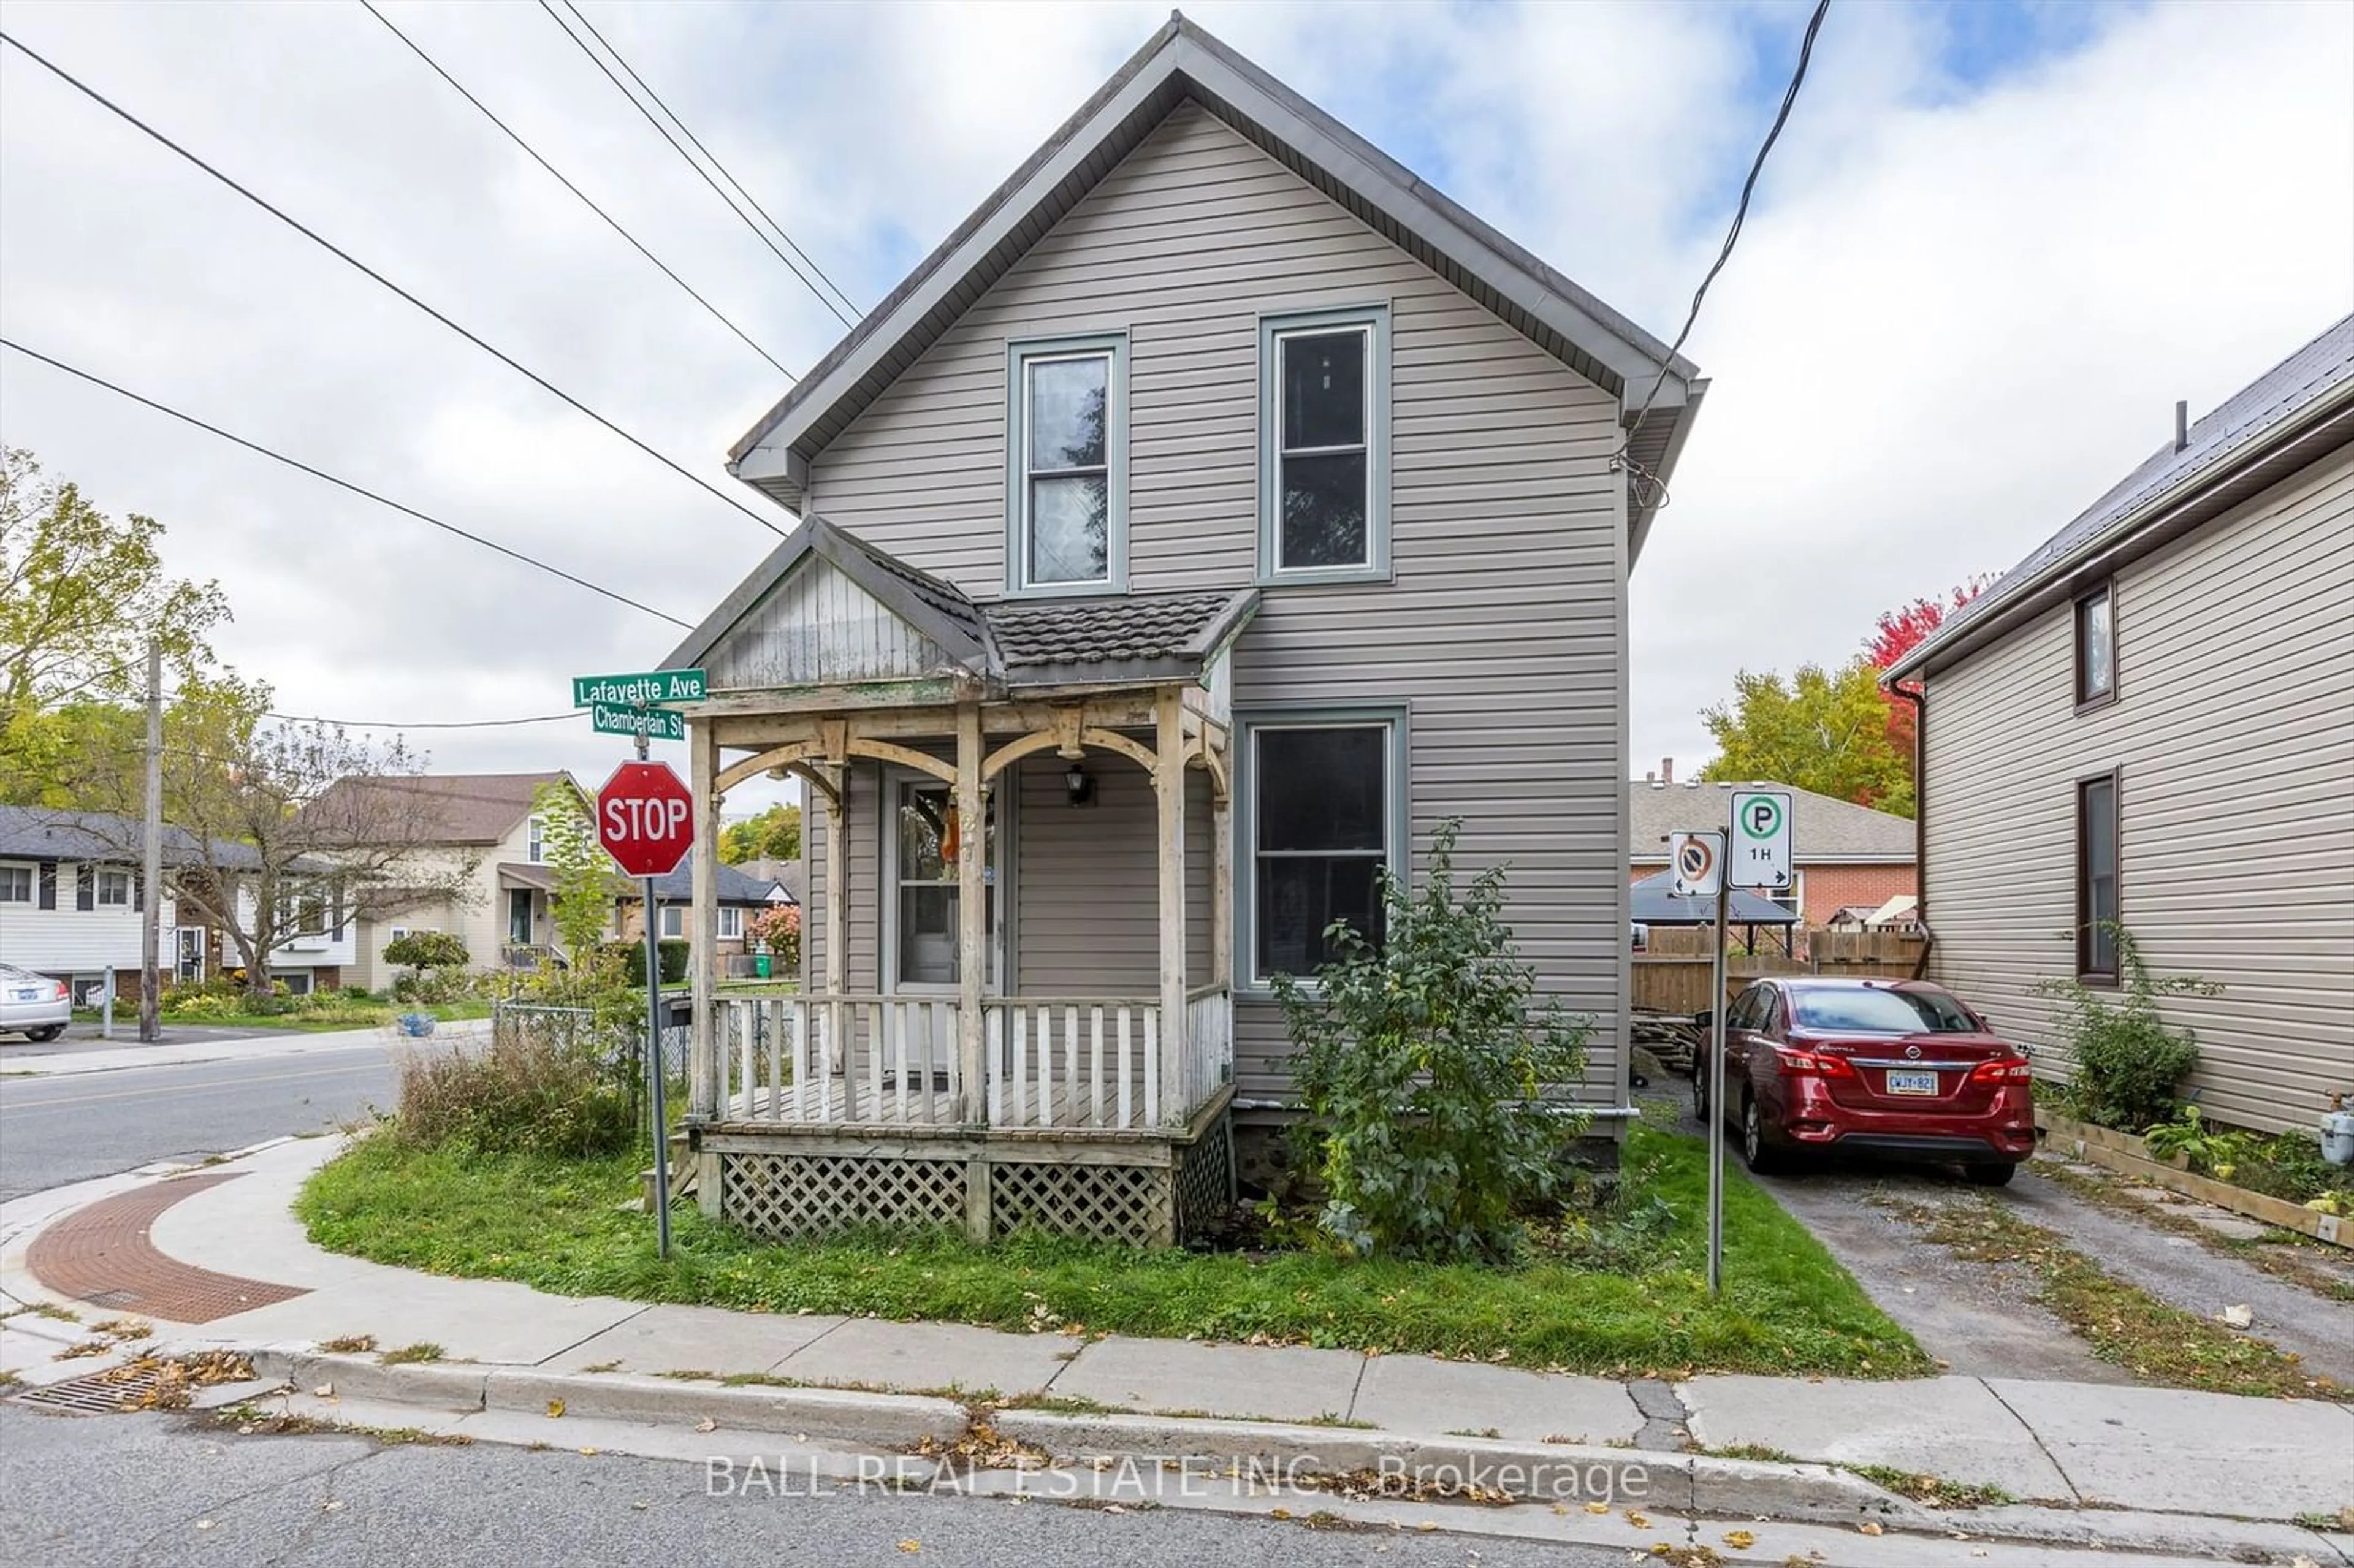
[391,1027,632,1159]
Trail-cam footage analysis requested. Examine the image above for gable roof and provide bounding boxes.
[1628,780,1914,863]
[307,772,571,847]
[727,14,1703,548]
[1889,312,2354,682]
[0,805,267,871]
[634,862,785,906]
[665,513,1257,692]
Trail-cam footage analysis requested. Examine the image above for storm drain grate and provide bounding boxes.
[12,1369,161,1415]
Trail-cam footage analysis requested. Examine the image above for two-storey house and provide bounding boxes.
[665,18,1706,1246]
[1886,313,2353,1136]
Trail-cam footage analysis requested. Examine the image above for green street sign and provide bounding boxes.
[572,668,706,708]
[588,702,686,742]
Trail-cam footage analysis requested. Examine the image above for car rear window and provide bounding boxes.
[1792,987,1978,1034]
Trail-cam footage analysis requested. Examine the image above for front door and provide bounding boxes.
[508,889,534,948]
[175,927,205,982]
[885,777,1002,992]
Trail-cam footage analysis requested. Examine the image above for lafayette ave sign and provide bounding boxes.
[573,669,706,707]
[596,760,694,878]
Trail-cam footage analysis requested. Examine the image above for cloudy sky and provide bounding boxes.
[2,0,2348,818]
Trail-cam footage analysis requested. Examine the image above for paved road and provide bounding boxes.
[0,1404,1632,1568]
[0,1045,398,1202]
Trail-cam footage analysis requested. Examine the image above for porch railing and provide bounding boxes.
[709,987,1232,1132]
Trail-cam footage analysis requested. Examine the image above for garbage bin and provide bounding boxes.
[755,954,772,979]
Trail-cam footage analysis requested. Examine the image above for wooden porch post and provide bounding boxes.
[955,702,987,1127]
[1154,687,1188,1125]
[688,718,720,1122]
[824,751,847,1068]
[1211,780,1232,993]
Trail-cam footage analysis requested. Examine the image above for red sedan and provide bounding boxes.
[1694,977,2036,1185]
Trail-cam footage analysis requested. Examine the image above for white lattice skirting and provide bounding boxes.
[716,1114,1235,1249]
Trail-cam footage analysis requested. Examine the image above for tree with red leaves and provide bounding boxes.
[1868,576,1993,757]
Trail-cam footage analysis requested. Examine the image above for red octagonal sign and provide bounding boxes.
[596,759,695,879]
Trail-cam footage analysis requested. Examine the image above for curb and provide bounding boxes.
[242,1350,968,1450]
[991,1409,1932,1528]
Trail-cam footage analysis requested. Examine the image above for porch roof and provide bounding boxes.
[665,514,1257,696]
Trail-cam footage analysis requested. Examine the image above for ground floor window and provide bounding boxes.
[1240,710,1404,988]
[270,969,313,997]
[0,865,30,902]
[2077,771,2119,979]
[717,905,742,941]
[886,777,997,988]
[659,904,685,939]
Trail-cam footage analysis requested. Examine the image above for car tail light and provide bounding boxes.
[1773,1045,1856,1079]
[52,981,69,1001]
[1969,1057,2033,1084]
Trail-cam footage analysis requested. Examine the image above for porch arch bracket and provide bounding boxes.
[717,737,956,795]
[981,725,1159,783]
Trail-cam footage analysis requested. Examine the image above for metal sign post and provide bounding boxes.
[1670,829,1729,1296]
[633,729,672,1260]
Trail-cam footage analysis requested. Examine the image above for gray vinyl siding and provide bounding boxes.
[1922,445,2354,1135]
[804,755,1213,1002]
[806,100,1628,1104]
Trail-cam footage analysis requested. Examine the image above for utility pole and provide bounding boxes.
[140,637,162,1043]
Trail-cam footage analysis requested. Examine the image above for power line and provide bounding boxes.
[1620,0,1831,500]
[265,711,576,729]
[357,0,795,381]
[536,0,858,329]
[0,337,695,630]
[0,29,787,539]
[554,0,860,321]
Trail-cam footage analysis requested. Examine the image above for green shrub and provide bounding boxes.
[391,1027,633,1159]
[383,931,469,972]
[2038,926,2219,1132]
[1274,819,1591,1262]
[594,938,690,986]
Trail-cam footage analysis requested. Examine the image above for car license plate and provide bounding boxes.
[13,989,37,1002]
[1886,1070,1939,1095]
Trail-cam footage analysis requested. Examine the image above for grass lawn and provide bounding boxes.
[297,1124,1931,1379]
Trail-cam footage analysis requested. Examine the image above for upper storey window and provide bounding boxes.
[1260,305,1391,584]
[1006,333,1129,596]
[2075,581,2116,709]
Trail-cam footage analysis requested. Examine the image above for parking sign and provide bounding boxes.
[1729,790,1792,889]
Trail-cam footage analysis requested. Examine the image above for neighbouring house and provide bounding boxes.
[1885,312,2354,1136]
[1825,894,1919,933]
[615,864,791,965]
[658,17,1706,1246]
[1629,775,1916,927]
[314,772,580,989]
[0,805,353,998]
[731,856,805,909]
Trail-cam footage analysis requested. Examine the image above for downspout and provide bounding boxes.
[1889,680,1934,980]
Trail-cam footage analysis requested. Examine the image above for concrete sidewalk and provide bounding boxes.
[4,1138,2349,1567]
[0,1019,484,1078]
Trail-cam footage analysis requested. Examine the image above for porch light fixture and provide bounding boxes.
[1064,761,1095,807]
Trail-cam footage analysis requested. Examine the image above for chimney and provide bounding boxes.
[2174,400,2188,454]
[1644,770,1656,786]
[1661,757,1674,785]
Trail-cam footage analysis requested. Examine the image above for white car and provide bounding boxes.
[1,962,70,1043]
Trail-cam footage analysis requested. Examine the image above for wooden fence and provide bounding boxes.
[1632,928,1928,1015]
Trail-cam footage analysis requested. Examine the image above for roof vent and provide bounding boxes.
[2174,399,2189,454]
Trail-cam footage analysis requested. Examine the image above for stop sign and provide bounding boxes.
[596,760,695,878]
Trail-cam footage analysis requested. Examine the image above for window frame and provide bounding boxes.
[1003,331,1130,598]
[96,869,132,908]
[0,863,29,903]
[717,905,743,942]
[658,904,685,940]
[527,815,546,863]
[1234,704,1410,995]
[2074,580,2117,711]
[1257,303,1393,586]
[2076,767,2122,984]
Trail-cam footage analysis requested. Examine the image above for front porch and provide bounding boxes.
[677,520,1249,1246]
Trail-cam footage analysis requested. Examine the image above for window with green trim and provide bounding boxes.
[1005,333,1128,595]
[1259,306,1391,582]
